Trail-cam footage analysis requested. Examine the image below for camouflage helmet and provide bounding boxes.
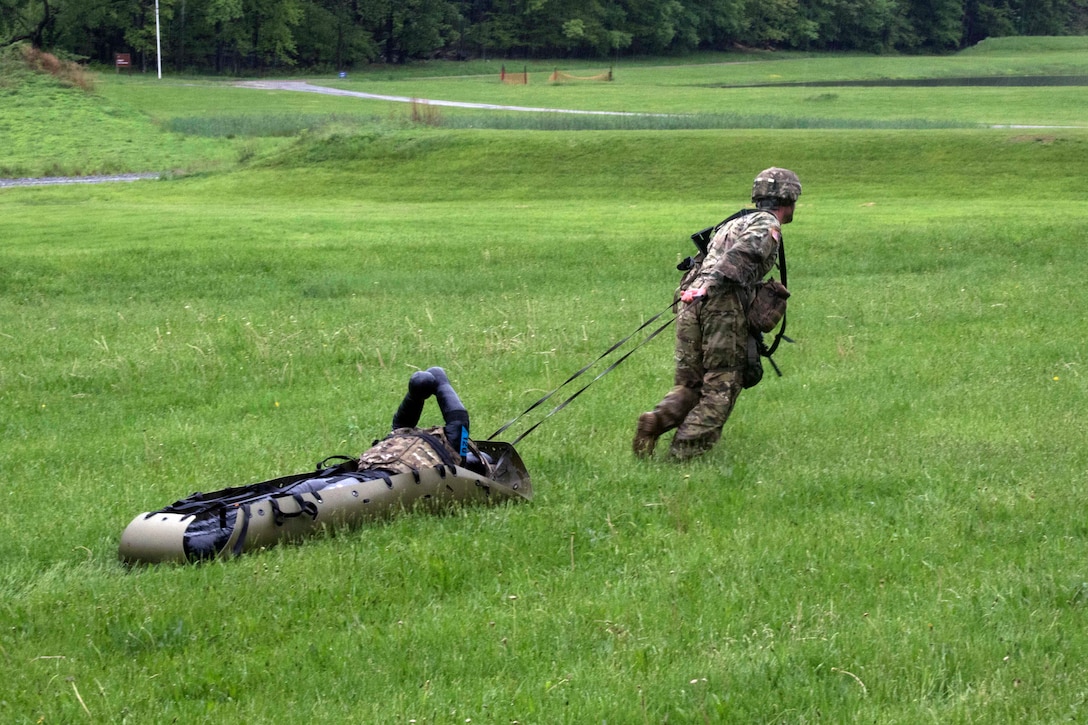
[751,167,802,205]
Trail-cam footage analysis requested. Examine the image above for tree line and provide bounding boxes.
[3,0,1086,74]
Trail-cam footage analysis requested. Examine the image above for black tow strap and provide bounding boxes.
[488,302,677,445]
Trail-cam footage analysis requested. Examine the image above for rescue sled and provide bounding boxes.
[118,440,531,565]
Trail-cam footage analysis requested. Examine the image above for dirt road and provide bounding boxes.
[0,173,159,189]
[234,80,649,116]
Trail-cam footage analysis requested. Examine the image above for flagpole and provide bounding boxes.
[155,0,162,79]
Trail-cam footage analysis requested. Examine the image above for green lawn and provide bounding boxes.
[2,39,1088,723]
[5,37,1085,177]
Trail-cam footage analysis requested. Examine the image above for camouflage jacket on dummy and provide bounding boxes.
[358,426,466,475]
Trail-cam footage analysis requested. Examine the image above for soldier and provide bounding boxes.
[359,366,491,475]
[633,167,802,461]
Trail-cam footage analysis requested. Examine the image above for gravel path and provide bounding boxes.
[0,173,160,189]
[234,79,654,116]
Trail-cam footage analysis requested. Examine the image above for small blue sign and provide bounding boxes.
[338,71,346,79]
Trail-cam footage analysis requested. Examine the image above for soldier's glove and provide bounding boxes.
[680,288,706,304]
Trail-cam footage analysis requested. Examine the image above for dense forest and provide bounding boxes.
[3,0,1086,73]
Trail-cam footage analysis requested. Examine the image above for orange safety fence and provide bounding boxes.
[548,69,613,83]
[500,65,529,84]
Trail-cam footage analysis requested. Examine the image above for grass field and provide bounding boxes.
[2,38,1088,723]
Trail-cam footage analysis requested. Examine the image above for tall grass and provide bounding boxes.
[162,112,389,137]
[433,109,978,130]
[1,43,95,91]
[162,108,977,135]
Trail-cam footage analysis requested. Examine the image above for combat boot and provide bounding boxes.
[632,412,662,458]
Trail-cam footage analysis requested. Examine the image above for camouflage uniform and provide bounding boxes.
[641,210,784,460]
[358,426,463,474]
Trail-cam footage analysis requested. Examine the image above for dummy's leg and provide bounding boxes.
[391,370,438,431]
[427,367,470,457]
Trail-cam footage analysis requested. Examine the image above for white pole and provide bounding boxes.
[155,0,162,79]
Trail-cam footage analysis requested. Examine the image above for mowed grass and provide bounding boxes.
[2,44,1088,722]
[105,52,1088,132]
[5,36,1085,177]
[300,38,1088,127]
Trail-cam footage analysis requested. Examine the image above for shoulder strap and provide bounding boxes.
[764,237,789,357]
[403,428,461,467]
[689,207,757,255]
